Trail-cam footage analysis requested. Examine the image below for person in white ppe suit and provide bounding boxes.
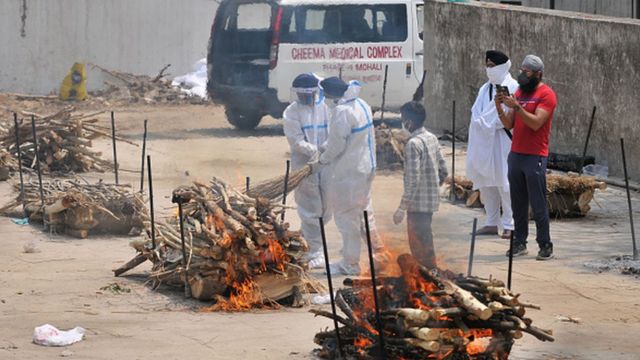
[312,77,387,276]
[466,50,518,239]
[283,73,331,269]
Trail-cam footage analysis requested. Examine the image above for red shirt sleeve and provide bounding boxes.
[537,86,557,114]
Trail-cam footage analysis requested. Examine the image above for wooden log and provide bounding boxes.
[188,273,227,300]
[442,279,493,320]
[65,228,89,239]
[114,252,149,276]
[404,338,440,352]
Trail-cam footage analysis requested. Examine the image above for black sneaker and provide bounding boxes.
[506,243,528,257]
[536,245,554,260]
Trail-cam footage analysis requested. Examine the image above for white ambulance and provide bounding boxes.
[208,0,425,129]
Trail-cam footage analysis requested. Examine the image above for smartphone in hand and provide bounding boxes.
[496,85,510,97]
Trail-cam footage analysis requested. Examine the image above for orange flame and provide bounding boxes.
[466,329,493,355]
[218,279,261,311]
[261,238,289,272]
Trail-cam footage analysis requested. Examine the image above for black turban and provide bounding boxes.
[486,50,509,65]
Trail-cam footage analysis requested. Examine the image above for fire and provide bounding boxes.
[218,279,261,311]
[466,337,491,355]
[466,329,493,355]
[261,238,289,272]
[353,335,373,355]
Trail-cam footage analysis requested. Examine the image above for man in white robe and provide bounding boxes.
[466,50,518,239]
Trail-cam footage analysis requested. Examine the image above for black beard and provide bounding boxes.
[517,72,540,93]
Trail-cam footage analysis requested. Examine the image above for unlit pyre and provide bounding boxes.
[313,255,553,359]
[0,107,133,174]
[0,179,146,239]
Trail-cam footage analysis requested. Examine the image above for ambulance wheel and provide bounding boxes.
[225,108,262,130]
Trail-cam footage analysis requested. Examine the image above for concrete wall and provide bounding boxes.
[423,1,640,181]
[0,0,218,94]
[482,0,637,19]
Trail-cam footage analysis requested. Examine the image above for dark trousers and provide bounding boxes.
[407,212,436,268]
[507,152,552,249]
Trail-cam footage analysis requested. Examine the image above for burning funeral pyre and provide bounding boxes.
[0,107,132,175]
[117,168,324,310]
[0,179,146,238]
[313,255,553,359]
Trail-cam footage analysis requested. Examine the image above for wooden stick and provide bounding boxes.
[281,160,290,222]
[508,230,514,289]
[364,210,387,358]
[319,217,345,358]
[147,155,156,249]
[140,119,148,193]
[579,106,597,175]
[111,111,119,185]
[380,64,389,122]
[13,113,26,216]
[450,100,456,202]
[30,116,45,210]
[468,218,477,276]
[621,138,638,260]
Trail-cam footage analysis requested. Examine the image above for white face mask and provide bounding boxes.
[486,60,511,85]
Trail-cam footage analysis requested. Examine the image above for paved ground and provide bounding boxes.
[1,103,639,359]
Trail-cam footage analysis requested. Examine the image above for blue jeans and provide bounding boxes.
[507,152,552,249]
[407,212,436,268]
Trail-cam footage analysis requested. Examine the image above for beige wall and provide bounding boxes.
[423,1,640,181]
[0,0,218,94]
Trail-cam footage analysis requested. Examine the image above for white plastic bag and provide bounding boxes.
[33,324,85,347]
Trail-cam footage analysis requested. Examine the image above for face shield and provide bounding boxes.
[291,87,318,106]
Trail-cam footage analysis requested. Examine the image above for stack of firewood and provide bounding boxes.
[0,149,19,181]
[0,179,146,238]
[117,176,323,309]
[313,254,553,359]
[546,173,606,217]
[444,174,606,217]
[375,125,409,171]
[0,107,133,174]
[444,176,482,208]
[90,64,206,105]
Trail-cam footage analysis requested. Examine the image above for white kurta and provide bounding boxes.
[466,76,518,192]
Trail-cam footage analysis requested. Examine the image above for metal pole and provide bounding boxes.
[111,111,119,185]
[451,100,456,201]
[177,201,191,297]
[380,65,389,122]
[363,210,386,358]
[13,113,26,216]
[30,116,45,209]
[140,119,148,192]
[621,138,637,260]
[147,155,156,250]
[579,106,597,174]
[319,217,345,359]
[280,160,290,222]
[467,218,478,277]
[246,176,250,193]
[507,231,514,290]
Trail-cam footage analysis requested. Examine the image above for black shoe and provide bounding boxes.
[536,245,554,260]
[506,244,528,257]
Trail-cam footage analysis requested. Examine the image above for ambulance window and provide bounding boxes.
[236,3,271,30]
[306,9,325,30]
[280,4,407,43]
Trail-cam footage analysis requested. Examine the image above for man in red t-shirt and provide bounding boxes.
[496,54,557,260]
